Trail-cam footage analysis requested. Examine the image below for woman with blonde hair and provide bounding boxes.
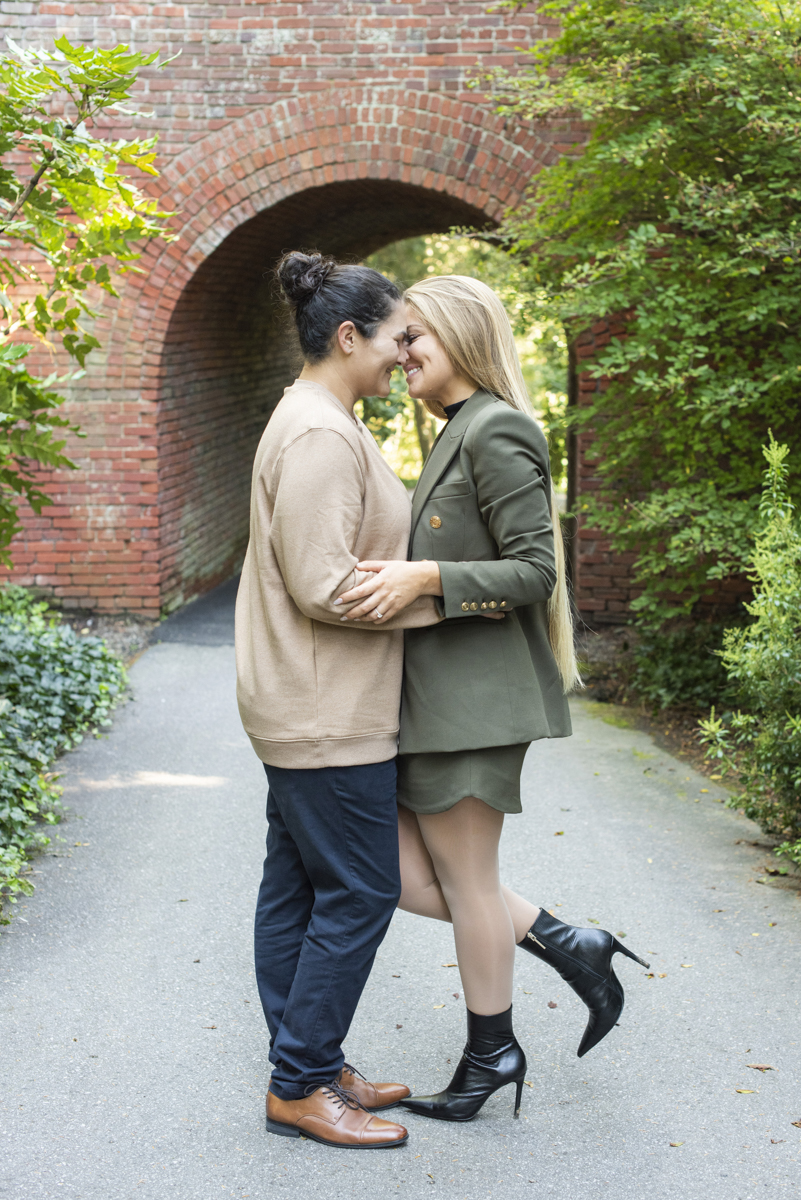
[337,275,648,1122]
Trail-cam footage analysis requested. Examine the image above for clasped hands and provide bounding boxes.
[334,560,505,624]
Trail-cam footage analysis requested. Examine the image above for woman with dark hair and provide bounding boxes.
[235,251,441,1149]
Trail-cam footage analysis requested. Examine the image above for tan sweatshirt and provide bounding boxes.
[235,379,439,768]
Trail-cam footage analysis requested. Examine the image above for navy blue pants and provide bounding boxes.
[254,759,401,1101]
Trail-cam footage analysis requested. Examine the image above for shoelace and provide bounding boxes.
[342,1062,367,1082]
[304,1079,368,1112]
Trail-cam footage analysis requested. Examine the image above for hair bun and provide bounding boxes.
[276,251,337,306]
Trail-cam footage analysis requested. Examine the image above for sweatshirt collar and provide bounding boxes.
[289,378,360,425]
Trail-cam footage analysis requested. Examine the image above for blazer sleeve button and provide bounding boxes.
[429,515,442,528]
[488,601,497,609]
[499,601,507,608]
[480,602,487,610]
[461,602,470,611]
[470,602,478,611]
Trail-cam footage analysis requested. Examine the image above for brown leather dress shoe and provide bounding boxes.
[266,1082,408,1148]
[338,1062,411,1110]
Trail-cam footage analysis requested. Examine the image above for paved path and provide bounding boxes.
[2,585,800,1200]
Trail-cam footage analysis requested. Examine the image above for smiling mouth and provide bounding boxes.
[406,366,421,378]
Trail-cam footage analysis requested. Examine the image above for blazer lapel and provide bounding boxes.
[410,390,497,536]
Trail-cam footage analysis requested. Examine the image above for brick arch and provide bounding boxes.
[6,0,578,616]
[129,92,551,609]
[113,88,550,400]
[10,91,556,614]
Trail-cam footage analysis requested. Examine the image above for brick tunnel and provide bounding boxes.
[157,179,491,611]
[5,2,588,618]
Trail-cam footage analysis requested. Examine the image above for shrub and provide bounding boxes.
[699,437,801,864]
[631,620,739,713]
[0,590,126,923]
[488,0,801,626]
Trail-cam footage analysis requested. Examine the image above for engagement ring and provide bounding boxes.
[374,609,383,619]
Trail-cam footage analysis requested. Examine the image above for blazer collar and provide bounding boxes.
[411,390,497,530]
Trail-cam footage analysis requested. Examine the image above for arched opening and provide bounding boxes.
[158,179,493,611]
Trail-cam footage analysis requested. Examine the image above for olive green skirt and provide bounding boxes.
[396,742,530,816]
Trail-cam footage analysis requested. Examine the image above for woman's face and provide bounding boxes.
[402,309,462,404]
[349,301,409,398]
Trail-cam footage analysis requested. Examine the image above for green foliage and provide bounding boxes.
[358,371,410,446]
[364,234,569,482]
[0,585,126,923]
[698,437,801,865]
[489,0,801,624]
[629,620,737,712]
[0,36,173,558]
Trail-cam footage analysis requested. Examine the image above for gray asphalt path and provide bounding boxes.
[2,586,800,1200]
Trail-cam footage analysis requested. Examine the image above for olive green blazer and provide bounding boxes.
[399,390,572,755]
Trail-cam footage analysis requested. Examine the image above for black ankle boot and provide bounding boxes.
[518,909,649,1058]
[399,1005,526,1122]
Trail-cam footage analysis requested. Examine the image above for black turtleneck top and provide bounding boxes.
[442,399,468,422]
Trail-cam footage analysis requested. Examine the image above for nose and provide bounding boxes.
[396,341,409,366]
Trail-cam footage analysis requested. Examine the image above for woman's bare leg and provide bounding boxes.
[502,888,541,943]
[397,804,451,921]
[416,796,515,1015]
[397,804,540,941]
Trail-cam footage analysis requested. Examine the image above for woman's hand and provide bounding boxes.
[335,560,441,623]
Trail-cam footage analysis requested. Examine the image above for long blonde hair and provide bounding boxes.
[405,274,581,694]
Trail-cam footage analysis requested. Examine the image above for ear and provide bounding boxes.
[335,320,357,356]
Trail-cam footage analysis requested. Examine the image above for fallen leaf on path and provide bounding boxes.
[433,1004,445,1009]
[554,831,564,836]
[193,958,200,963]
[713,909,725,912]
[791,1121,801,1129]
[178,899,188,903]
[442,962,457,967]
[521,989,533,994]
[769,922,778,927]
[203,1025,217,1029]
[747,1065,774,1072]
[700,788,709,793]
[645,973,655,979]
[587,918,600,924]
[771,1139,785,1144]
[396,1024,403,1029]
[453,992,460,999]
[616,931,627,938]
[669,1142,684,1147]
[710,774,722,780]
[658,973,667,978]
[735,1089,754,1094]
[524,1081,534,1088]
[681,963,693,968]
[392,974,401,978]
[547,1001,558,1009]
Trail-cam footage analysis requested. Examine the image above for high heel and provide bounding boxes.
[518,909,650,1058]
[399,1005,526,1123]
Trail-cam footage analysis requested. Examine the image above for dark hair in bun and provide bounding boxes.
[276,250,401,363]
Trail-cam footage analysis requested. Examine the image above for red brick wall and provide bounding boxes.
[6,1,576,613]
